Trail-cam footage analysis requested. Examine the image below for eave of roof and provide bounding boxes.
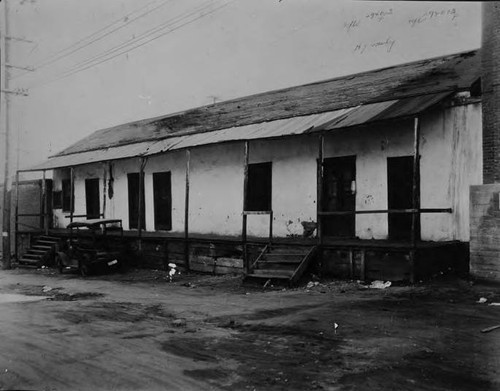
[26,92,454,172]
[51,49,480,158]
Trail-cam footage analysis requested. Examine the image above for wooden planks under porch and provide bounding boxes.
[15,229,469,284]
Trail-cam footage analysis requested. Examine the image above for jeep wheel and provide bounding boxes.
[56,255,63,274]
[80,263,89,277]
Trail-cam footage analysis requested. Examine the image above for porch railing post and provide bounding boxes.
[14,171,19,261]
[410,116,421,283]
[184,149,190,271]
[242,141,249,273]
[317,134,324,246]
[43,170,49,235]
[39,170,45,232]
[138,157,147,252]
[102,162,107,219]
[269,210,273,247]
[69,167,74,223]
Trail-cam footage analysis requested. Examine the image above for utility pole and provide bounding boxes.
[1,0,11,269]
[1,0,32,269]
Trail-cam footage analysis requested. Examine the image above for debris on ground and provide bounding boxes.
[172,318,186,327]
[477,297,488,304]
[306,281,320,289]
[365,280,392,289]
[488,302,500,306]
[481,324,500,333]
[42,286,53,293]
[263,279,272,288]
[168,263,178,282]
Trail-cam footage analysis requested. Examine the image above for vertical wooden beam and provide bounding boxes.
[42,170,49,235]
[242,141,249,273]
[410,116,421,283]
[102,162,107,219]
[360,250,366,282]
[269,210,273,247]
[349,249,354,279]
[14,170,19,261]
[69,167,74,223]
[184,149,191,270]
[317,134,324,246]
[138,157,147,251]
[40,173,45,231]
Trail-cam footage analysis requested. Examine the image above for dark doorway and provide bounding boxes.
[42,179,53,229]
[322,156,356,237]
[246,162,272,211]
[61,179,73,213]
[85,178,100,219]
[127,173,145,230]
[387,156,418,241]
[153,172,172,231]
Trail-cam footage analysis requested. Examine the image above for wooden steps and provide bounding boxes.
[18,235,61,268]
[245,245,318,285]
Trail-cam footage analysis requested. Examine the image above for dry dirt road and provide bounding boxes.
[0,268,499,391]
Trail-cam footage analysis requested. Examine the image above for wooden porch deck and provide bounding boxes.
[40,228,468,283]
[47,228,461,248]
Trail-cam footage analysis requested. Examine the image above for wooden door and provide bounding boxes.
[322,156,356,238]
[153,172,172,231]
[127,173,145,230]
[85,178,100,219]
[387,156,418,241]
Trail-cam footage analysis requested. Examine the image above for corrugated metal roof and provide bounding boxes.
[27,142,155,171]
[27,92,453,171]
[53,50,479,157]
[144,109,355,155]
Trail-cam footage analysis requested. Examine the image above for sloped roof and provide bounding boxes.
[28,92,451,171]
[51,50,480,159]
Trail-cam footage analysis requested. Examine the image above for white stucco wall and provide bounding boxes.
[420,102,482,241]
[51,102,482,242]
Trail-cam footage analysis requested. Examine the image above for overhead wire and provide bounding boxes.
[29,0,234,90]
[28,0,220,88]
[64,0,217,77]
[11,0,166,80]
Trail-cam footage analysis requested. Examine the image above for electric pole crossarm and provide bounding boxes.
[5,63,33,72]
[1,89,28,96]
[5,35,33,44]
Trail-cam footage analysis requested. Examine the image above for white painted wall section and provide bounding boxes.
[51,102,482,242]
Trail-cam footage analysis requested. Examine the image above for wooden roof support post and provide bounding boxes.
[69,167,75,223]
[41,170,48,235]
[14,170,19,261]
[409,116,421,284]
[138,157,147,252]
[317,134,324,246]
[39,173,44,230]
[269,211,273,247]
[242,141,249,273]
[184,149,190,271]
[102,162,107,219]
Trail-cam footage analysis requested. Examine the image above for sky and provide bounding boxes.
[0,0,482,179]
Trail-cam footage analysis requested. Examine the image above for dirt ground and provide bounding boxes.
[0,267,499,391]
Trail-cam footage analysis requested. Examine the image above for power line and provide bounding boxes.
[28,0,218,88]
[30,0,233,90]
[65,0,217,76]
[11,0,165,80]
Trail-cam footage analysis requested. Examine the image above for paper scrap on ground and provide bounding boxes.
[368,280,392,289]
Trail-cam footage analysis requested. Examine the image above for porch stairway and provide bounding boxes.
[245,245,318,286]
[18,235,61,268]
